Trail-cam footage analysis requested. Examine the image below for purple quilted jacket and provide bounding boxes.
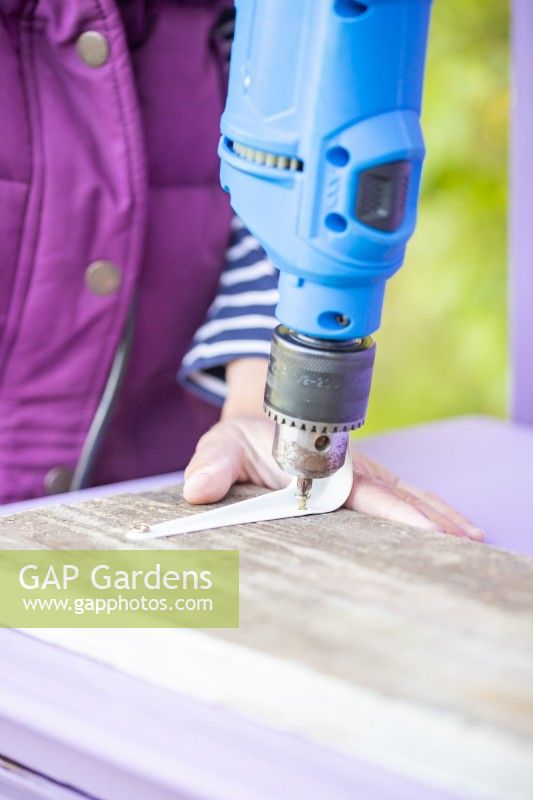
[0,0,266,503]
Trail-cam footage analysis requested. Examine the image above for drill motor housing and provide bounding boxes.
[219,0,432,479]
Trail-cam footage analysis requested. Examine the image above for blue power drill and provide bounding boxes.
[219,0,432,507]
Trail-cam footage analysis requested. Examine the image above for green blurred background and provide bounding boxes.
[365,0,509,434]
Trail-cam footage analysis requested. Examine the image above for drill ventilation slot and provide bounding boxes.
[231,141,303,172]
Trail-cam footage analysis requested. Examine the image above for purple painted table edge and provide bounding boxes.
[0,629,472,800]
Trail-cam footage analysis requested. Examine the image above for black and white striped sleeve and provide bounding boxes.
[178,216,279,406]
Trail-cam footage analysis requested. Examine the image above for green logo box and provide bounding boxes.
[0,550,239,628]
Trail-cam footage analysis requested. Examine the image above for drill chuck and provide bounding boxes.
[264,326,375,480]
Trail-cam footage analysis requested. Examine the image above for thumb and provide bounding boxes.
[183,426,243,504]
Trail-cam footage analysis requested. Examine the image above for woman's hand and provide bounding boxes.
[183,414,484,542]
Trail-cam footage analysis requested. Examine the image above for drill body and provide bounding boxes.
[219,0,432,496]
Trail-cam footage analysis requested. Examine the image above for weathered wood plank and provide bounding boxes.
[1,483,533,797]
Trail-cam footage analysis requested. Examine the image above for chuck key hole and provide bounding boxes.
[314,435,331,453]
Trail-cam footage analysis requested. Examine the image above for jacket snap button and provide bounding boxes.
[76,31,109,67]
[85,260,122,295]
[44,467,73,495]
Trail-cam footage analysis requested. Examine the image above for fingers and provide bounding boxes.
[391,481,468,538]
[345,474,452,533]
[183,418,289,505]
[348,449,484,541]
[395,479,484,541]
[183,424,243,504]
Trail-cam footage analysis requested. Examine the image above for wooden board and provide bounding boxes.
[1,483,533,799]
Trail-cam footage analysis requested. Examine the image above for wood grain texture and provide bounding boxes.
[1,483,533,797]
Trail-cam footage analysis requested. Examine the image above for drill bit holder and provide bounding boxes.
[264,326,375,479]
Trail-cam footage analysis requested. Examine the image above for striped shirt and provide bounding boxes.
[178,216,279,405]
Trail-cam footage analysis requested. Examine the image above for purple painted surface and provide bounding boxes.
[0,629,472,800]
[0,762,84,800]
[510,0,533,424]
[358,415,533,555]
